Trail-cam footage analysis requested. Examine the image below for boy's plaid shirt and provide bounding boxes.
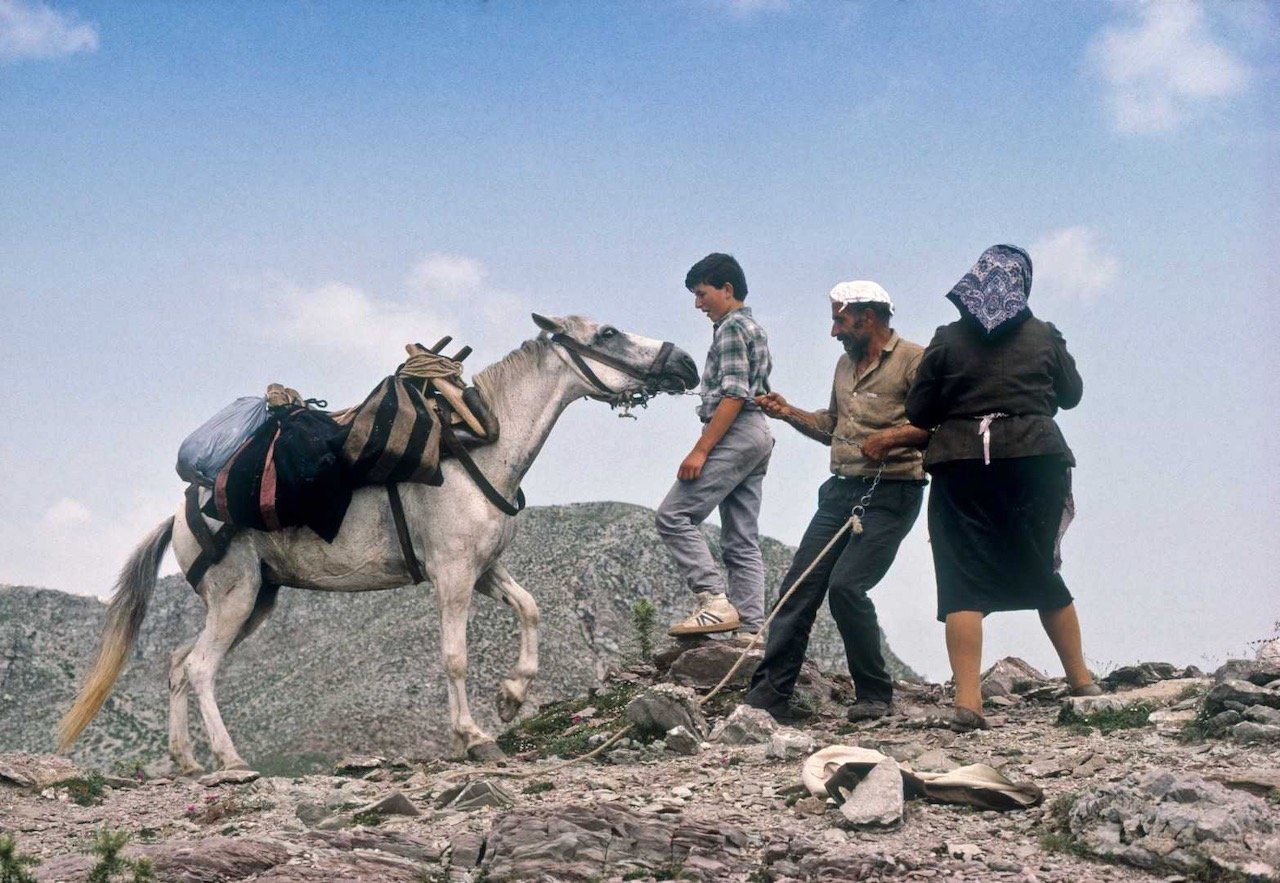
[697,306,773,421]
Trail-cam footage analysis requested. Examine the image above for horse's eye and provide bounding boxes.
[599,327,617,339]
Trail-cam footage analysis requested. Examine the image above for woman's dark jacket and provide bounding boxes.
[905,316,1082,470]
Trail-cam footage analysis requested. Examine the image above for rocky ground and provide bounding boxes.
[2,641,1279,883]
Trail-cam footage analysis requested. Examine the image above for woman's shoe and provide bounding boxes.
[949,706,991,733]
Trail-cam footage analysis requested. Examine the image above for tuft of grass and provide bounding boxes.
[54,772,107,807]
[496,684,641,757]
[522,780,554,795]
[1056,702,1152,734]
[352,810,383,827]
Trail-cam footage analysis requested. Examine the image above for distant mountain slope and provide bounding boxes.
[0,502,916,772]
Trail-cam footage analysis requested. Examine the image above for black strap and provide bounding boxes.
[387,483,426,584]
[184,483,236,590]
[437,406,526,517]
[550,334,676,396]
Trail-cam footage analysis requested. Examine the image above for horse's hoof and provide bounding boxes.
[467,741,507,763]
[496,687,523,723]
[176,764,205,779]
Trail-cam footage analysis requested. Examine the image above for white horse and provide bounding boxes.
[59,314,698,771]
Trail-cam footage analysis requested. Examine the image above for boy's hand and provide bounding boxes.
[755,392,789,418]
[678,449,708,481]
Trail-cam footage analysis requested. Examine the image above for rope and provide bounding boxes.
[399,350,464,382]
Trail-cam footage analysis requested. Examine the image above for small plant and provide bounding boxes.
[55,772,108,807]
[630,599,657,661]
[86,829,154,883]
[0,834,40,883]
[1056,702,1152,734]
[522,780,554,795]
[352,809,383,827]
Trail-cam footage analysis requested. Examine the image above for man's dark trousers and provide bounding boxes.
[746,474,923,712]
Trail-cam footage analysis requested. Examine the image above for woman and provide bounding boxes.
[906,244,1101,732]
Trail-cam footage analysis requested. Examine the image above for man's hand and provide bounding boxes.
[678,449,708,481]
[861,429,897,462]
[754,391,789,419]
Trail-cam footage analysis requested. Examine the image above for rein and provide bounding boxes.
[550,333,677,412]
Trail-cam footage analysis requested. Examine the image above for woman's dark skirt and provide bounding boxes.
[929,455,1074,622]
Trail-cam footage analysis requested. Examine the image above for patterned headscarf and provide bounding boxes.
[946,245,1033,336]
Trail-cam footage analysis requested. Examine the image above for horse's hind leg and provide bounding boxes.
[168,641,201,776]
[184,563,261,772]
[476,563,540,722]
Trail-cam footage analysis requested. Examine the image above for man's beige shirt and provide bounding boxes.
[812,331,925,480]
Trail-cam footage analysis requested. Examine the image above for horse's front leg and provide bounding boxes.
[477,563,540,722]
[435,567,506,761]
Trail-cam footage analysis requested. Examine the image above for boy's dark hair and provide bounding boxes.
[685,253,748,301]
[842,301,892,325]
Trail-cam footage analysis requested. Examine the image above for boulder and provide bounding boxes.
[1256,638,1280,666]
[479,803,747,882]
[1230,722,1280,744]
[668,641,763,689]
[1204,680,1280,715]
[199,769,260,788]
[434,778,515,811]
[833,759,904,828]
[980,657,1047,698]
[1212,659,1280,687]
[664,725,702,756]
[0,753,84,790]
[711,704,778,745]
[766,729,816,761]
[1061,695,1128,716]
[357,790,421,818]
[1062,770,1280,878]
[625,684,708,739]
[1101,662,1181,689]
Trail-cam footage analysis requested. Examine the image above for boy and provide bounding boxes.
[655,253,774,638]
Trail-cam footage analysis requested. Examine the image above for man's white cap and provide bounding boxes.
[829,280,894,315]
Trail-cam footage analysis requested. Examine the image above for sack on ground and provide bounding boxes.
[176,396,270,486]
[203,405,352,542]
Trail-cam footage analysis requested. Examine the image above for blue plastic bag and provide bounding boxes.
[176,396,271,486]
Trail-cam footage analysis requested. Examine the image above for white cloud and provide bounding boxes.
[276,281,453,367]
[1089,1,1250,135]
[0,0,98,61]
[1028,227,1119,303]
[40,497,92,529]
[405,253,485,300]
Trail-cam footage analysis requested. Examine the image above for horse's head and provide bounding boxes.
[532,313,699,406]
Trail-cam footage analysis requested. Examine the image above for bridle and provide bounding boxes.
[550,332,680,412]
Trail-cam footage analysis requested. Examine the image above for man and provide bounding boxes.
[656,253,774,638]
[744,281,929,722]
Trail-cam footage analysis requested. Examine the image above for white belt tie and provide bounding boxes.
[976,413,1008,465]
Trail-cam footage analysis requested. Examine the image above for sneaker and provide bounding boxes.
[668,592,741,636]
[845,699,891,723]
[744,697,814,726]
[727,630,764,647]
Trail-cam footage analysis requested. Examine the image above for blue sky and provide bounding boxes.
[1,0,1276,680]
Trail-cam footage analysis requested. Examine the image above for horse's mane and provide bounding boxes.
[472,337,549,398]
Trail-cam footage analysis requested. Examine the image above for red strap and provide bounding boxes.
[259,428,282,531]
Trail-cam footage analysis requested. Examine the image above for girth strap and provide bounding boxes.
[387,483,426,584]
[184,483,237,590]
[437,404,526,517]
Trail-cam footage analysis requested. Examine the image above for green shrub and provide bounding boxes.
[630,599,657,661]
[0,835,40,883]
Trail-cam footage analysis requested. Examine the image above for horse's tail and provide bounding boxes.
[57,517,175,752]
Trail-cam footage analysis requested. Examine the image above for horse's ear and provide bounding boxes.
[531,313,564,334]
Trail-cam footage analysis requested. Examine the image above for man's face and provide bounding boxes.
[831,303,872,357]
[692,282,738,323]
